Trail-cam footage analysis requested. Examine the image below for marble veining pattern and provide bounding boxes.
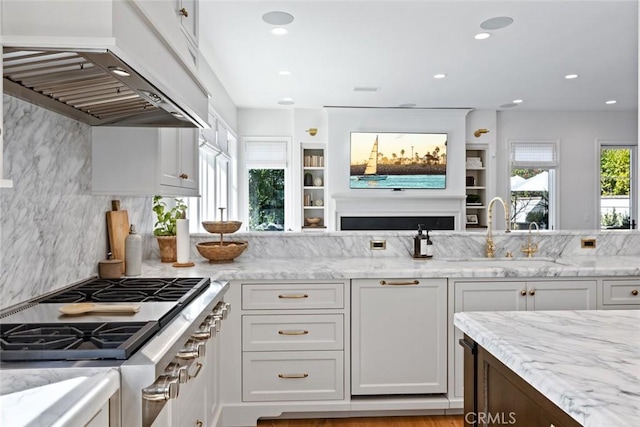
[454,310,640,427]
[1,96,154,310]
[138,255,640,281]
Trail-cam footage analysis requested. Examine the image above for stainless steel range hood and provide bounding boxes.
[3,48,201,127]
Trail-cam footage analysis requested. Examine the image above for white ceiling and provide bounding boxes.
[199,0,638,112]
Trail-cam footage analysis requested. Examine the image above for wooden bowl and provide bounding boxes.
[196,241,248,263]
[305,217,322,226]
[202,221,242,234]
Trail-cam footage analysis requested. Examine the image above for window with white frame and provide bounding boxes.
[243,138,290,231]
[186,122,235,232]
[599,142,637,229]
[510,140,558,230]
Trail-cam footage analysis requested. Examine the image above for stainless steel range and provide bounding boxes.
[0,276,229,427]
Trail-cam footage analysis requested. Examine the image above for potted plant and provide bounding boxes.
[152,195,187,262]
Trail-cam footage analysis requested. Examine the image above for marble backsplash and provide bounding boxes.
[0,95,154,310]
[187,229,640,262]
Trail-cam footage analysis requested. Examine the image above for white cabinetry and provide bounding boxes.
[176,0,198,45]
[241,281,347,402]
[92,127,199,196]
[351,278,447,395]
[450,279,597,401]
[601,278,640,309]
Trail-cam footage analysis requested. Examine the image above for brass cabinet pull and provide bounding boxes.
[189,362,203,379]
[179,173,189,179]
[520,290,527,296]
[278,330,309,335]
[278,373,309,379]
[380,280,419,286]
[632,289,639,296]
[179,7,189,17]
[529,289,536,296]
[196,421,203,427]
[278,294,308,299]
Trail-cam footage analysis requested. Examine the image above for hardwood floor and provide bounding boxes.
[258,415,463,427]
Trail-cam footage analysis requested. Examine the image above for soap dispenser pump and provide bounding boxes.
[425,229,434,259]
[413,224,428,259]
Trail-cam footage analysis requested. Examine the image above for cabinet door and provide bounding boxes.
[527,280,597,311]
[179,128,199,190]
[453,281,526,398]
[177,0,197,43]
[160,128,199,190]
[160,128,182,188]
[351,278,447,395]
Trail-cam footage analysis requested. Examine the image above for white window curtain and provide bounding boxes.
[244,140,288,169]
[510,141,558,168]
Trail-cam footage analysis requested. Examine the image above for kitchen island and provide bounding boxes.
[454,310,640,427]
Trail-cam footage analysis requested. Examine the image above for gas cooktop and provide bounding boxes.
[0,277,211,362]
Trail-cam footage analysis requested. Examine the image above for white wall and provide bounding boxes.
[497,110,638,229]
[326,107,470,230]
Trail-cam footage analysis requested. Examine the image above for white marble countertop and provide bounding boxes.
[137,255,640,280]
[454,310,640,427]
[0,368,119,426]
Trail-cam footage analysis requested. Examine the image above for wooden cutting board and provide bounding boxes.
[106,200,129,274]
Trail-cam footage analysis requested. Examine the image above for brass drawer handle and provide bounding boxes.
[380,280,419,286]
[632,289,638,296]
[278,330,309,336]
[179,7,189,17]
[278,294,309,299]
[278,373,309,379]
[179,173,189,179]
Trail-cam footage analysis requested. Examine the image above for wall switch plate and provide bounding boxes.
[370,240,386,250]
[581,238,596,249]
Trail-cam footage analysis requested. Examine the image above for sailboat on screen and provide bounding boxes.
[356,136,388,181]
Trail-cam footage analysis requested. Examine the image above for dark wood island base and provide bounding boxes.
[461,335,581,427]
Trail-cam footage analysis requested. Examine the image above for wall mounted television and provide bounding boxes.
[350,132,447,189]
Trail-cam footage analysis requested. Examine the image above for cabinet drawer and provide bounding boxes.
[603,280,640,305]
[242,283,344,310]
[242,351,344,402]
[243,314,344,351]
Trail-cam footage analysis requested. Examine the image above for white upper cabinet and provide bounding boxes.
[177,0,198,45]
[92,127,200,197]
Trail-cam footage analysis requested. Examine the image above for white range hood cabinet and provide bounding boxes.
[1,0,209,128]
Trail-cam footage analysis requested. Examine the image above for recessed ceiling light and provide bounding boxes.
[474,32,492,40]
[513,99,524,104]
[565,74,579,79]
[399,103,416,108]
[262,11,294,26]
[278,98,295,105]
[279,70,291,76]
[605,100,617,105]
[108,66,130,77]
[170,112,184,119]
[271,27,288,35]
[480,16,514,30]
[499,102,519,109]
[433,74,447,79]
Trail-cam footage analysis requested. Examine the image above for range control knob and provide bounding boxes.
[177,339,206,360]
[191,323,212,340]
[164,362,188,384]
[142,375,180,401]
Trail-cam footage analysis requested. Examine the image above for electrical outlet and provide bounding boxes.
[581,238,596,249]
[370,240,386,250]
